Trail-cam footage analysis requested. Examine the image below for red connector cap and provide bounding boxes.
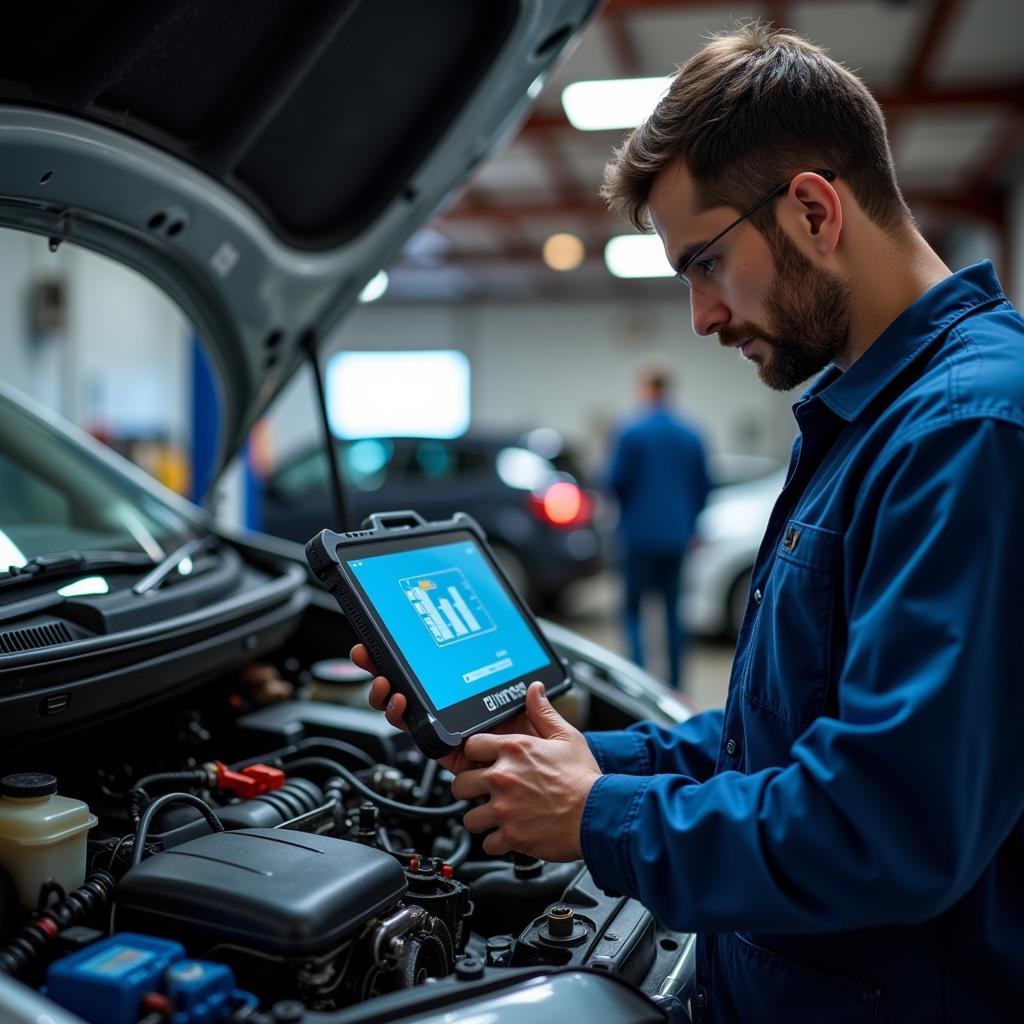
[213,762,285,799]
[142,991,174,1017]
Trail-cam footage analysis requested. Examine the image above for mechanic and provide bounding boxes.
[356,22,1024,1022]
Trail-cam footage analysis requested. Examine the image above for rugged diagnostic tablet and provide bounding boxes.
[305,511,572,758]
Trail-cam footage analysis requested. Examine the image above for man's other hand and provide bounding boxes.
[452,681,600,862]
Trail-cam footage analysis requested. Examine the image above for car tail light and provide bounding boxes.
[529,481,592,528]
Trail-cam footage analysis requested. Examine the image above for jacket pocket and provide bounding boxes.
[715,932,883,1024]
[741,518,843,732]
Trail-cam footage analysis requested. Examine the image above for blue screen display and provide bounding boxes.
[348,540,549,711]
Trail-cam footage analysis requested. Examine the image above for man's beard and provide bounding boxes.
[719,228,850,392]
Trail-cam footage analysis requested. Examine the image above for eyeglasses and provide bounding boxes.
[676,169,836,288]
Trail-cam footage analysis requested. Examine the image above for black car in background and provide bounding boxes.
[260,434,603,609]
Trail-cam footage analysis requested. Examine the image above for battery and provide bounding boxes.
[46,933,184,1024]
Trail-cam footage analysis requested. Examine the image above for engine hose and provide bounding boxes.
[127,768,210,823]
[231,736,375,772]
[447,829,473,869]
[416,758,439,806]
[245,777,323,821]
[0,870,116,978]
[285,757,469,820]
[131,793,224,867]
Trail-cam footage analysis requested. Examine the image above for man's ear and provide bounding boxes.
[786,171,842,257]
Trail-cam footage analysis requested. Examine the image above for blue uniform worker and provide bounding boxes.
[608,377,710,689]
[583,263,1024,1022]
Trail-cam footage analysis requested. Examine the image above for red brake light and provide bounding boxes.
[529,481,592,528]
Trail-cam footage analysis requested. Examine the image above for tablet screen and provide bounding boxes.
[346,535,552,712]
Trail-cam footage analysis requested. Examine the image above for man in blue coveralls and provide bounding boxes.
[606,361,710,689]
[357,23,1024,1021]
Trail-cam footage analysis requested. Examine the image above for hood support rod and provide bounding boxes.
[303,334,356,532]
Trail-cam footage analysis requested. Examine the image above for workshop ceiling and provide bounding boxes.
[388,0,1024,302]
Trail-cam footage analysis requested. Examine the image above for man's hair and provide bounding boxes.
[601,22,910,234]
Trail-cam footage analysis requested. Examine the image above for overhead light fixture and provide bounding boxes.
[542,233,585,271]
[604,235,675,279]
[326,350,471,438]
[358,270,389,303]
[561,76,672,131]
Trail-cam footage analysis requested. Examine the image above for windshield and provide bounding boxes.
[0,391,198,572]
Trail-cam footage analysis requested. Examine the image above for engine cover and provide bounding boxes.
[114,828,407,957]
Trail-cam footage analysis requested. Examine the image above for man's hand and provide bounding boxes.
[353,644,538,776]
[452,681,601,862]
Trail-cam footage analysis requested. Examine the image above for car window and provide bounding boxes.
[402,440,489,482]
[0,392,197,570]
[270,449,330,497]
[270,439,397,498]
[345,438,397,491]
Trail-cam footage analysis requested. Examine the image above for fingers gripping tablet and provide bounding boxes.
[305,511,572,758]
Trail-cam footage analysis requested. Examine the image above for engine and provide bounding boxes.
[0,690,689,1023]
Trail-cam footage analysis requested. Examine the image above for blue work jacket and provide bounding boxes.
[607,405,710,553]
[582,262,1024,1022]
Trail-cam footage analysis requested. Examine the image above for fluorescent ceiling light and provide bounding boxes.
[561,76,672,131]
[358,269,389,303]
[604,235,675,279]
[326,350,471,439]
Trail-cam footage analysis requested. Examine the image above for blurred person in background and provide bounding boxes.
[605,360,710,690]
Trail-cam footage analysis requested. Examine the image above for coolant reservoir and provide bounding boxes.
[0,773,97,910]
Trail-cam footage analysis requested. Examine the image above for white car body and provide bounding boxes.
[683,467,788,639]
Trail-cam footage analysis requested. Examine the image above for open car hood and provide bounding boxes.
[0,0,598,477]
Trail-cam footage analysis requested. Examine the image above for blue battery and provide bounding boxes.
[46,933,185,1024]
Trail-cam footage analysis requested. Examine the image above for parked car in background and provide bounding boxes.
[682,455,787,641]
[260,434,604,609]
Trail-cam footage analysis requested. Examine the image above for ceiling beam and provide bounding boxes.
[603,9,642,77]
[906,0,963,90]
[440,198,608,224]
[966,116,1024,192]
[525,131,586,206]
[764,0,790,32]
[438,188,1004,229]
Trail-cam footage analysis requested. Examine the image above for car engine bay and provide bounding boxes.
[0,581,692,1024]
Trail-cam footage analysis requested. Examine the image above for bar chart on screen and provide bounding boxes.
[400,568,497,647]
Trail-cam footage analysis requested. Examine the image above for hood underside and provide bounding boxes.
[0,0,599,477]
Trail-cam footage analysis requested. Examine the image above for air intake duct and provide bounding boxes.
[215,777,324,830]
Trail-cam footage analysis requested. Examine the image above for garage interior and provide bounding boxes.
[1,0,1021,714]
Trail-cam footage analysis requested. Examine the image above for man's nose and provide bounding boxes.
[690,289,729,337]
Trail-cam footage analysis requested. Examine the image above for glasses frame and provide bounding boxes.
[676,169,836,287]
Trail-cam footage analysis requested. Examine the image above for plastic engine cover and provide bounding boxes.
[115,829,407,957]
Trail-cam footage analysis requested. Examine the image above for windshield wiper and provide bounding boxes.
[0,550,156,590]
[131,536,219,596]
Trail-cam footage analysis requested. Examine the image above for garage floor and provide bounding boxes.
[552,570,734,712]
